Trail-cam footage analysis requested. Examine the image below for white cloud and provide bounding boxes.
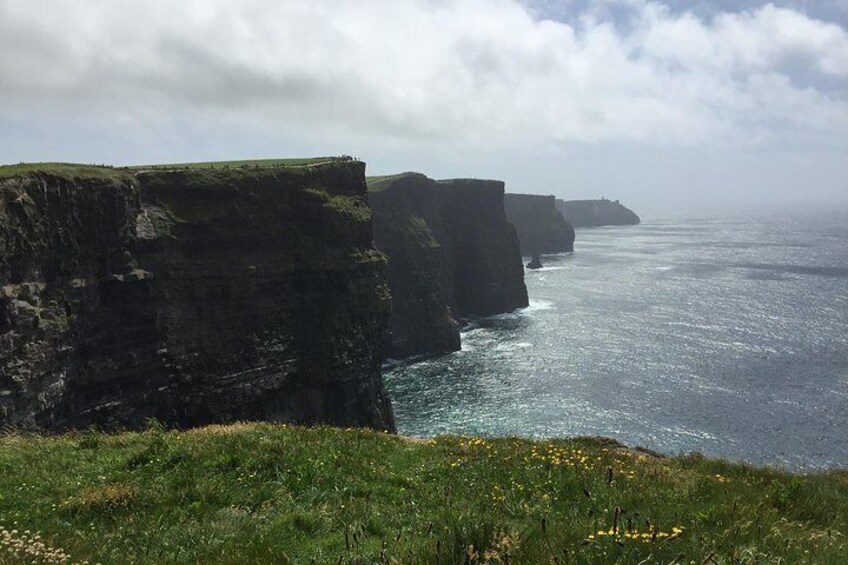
[0,0,846,151]
[637,3,848,75]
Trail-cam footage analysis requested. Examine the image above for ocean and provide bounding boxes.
[384,211,848,471]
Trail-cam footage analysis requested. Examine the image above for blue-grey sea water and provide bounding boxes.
[384,211,848,471]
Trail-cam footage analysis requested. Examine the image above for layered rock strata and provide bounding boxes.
[0,161,394,431]
[369,173,528,359]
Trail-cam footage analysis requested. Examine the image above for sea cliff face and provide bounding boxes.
[504,194,575,255]
[556,198,640,227]
[0,161,394,431]
[369,173,528,359]
[368,174,460,360]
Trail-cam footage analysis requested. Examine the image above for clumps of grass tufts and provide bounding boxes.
[1,424,846,563]
[74,428,102,450]
[187,422,266,437]
[61,484,138,514]
[476,529,521,564]
[0,526,81,564]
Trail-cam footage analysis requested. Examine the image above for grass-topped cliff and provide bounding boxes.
[0,157,350,180]
[367,172,527,359]
[1,157,393,432]
[1,424,845,564]
[0,163,130,181]
[366,172,427,192]
[130,157,344,171]
[556,199,640,228]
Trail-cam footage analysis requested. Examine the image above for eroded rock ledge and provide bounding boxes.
[0,161,394,431]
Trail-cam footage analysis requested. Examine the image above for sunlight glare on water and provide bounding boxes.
[384,212,848,470]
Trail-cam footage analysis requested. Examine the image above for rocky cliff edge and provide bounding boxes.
[0,160,394,431]
[368,172,528,359]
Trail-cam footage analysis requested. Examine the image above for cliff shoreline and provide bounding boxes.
[369,172,528,360]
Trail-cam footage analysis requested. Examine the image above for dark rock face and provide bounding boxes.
[369,173,528,359]
[504,194,575,255]
[0,162,395,432]
[369,174,460,360]
[555,198,640,228]
[436,179,529,317]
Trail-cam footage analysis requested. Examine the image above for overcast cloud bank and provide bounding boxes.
[1,0,846,212]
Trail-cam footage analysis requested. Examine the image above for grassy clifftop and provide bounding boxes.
[1,424,845,564]
[130,157,343,171]
[0,158,349,181]
[366,172,427,192]
[0,163,130,181]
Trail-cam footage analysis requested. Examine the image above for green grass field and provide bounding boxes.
[0,163,130,181]
[0,158,349,182]
[1,423,845,564]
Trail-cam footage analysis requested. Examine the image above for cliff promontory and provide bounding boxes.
[0,160,394,431]
[556,198,640,227]
[504,193,575,255]
[368,173,528,359]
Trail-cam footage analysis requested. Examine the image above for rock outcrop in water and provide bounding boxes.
[556,198,640,227]
[0,160,394,432]
[526,255,543,270]
[504,194,575,255]
[368,173,528,359]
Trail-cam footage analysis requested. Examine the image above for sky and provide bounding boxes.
[1,0,846,217]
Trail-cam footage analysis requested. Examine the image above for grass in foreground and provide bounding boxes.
[0,423,845,564]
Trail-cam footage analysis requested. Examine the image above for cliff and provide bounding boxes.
[367,173,460,359]
[504,193,575,255]
[556,198,640,227]
[0,160,394,431]
[368,173,528,359]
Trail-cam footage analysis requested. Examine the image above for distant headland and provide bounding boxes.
[556,198,640,227]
